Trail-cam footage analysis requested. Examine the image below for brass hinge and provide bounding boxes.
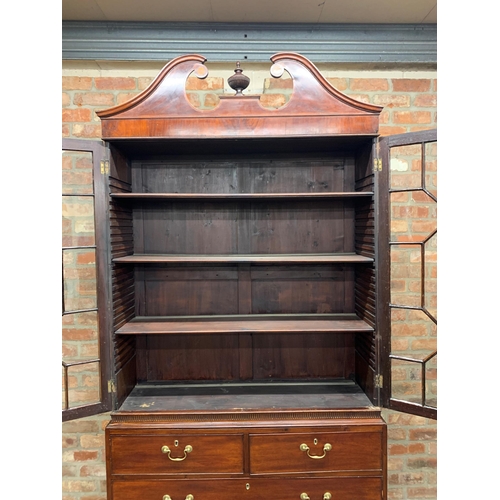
[374,374,383,388]
[108,379,116,394]
[373,158,382,172]
[100,159,110,175]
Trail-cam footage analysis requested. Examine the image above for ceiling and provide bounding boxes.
[62,0,437,24]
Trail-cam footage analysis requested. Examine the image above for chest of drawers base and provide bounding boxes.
[106,410,387,500]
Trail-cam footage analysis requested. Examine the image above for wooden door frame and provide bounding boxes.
[378,129,437,420]
[62,138,114,421]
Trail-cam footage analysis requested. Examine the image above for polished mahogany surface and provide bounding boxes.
[102,53,386,500]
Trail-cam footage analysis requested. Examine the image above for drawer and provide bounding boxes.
[109,434,244,474]
[257,477,383,500]
[112,478,245,500]
[250,430,383,474]
[111,477,383,500]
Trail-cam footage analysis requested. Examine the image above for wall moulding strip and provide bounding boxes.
[62,21,437,64]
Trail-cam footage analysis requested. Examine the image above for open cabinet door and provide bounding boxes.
[378,129,437,419]
[62,138,114,421]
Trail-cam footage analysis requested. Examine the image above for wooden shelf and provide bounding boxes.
[110,192,373,200]
[115,314,374,335]
[117,380,377,413]
[113,253,374,264]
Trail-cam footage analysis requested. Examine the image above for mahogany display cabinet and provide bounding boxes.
[63,52,437,500]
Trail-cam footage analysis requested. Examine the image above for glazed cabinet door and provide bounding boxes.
[377,129,437,419]
[62,138,113,421]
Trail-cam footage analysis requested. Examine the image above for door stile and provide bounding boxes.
[377,136,392,410]
[93,141,115,412]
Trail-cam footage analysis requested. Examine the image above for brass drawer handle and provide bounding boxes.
[299,442,332,459]
[161,444,193,461]
[300,493,331,500]
[163,495,194,500]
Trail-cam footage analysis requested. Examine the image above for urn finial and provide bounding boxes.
[227,61,250,95]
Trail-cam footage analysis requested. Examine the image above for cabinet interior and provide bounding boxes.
[108,136,378,410]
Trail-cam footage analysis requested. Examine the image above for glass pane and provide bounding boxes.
[390,244,422,308]
[63,361,101,409]
[425,141,437,200]
[390,308,437,356]
[62,150,94,195]
[62,311,101,409]
[390,190,436,243]
[62,249,97,312]
[62,310,99,358]
[62,195,96,247]
[389,143,422,191]
[425,353,437,408]
[390,357,423,404]
[390,335,437,407]
[424,232,437,320]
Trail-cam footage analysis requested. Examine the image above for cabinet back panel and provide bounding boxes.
[137,334,241,381]
[251,266,354,314]
[243,159,353,193]
[137,266,239,316]
[135,265,355,316]
[137,200,353,255]
[119,151,372,387]
[252,332,354,379]
[136,333,353,381]
[133,157,354,194]
[136,201,239,255]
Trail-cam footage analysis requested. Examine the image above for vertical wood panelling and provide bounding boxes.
[142,334,241,381]
[354,161,377,403]
[251,266,350,314]
[110,174,136,405]
[119,154,364,382]
[134,157,350,194]
[252,332,354,379]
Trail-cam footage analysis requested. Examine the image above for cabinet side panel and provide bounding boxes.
[354,146,377,403]
[109,172,136,405]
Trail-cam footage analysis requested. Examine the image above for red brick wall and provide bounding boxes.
[62,67,437,500]
[63,71,437,138]
[61,410,437,500]
[62,413,110,500]
[383,410,437,499]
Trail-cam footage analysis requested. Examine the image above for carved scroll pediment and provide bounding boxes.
[97,53,382,139]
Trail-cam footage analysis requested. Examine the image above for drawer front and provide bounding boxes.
[250,431,383,474]
[110,434,244,474]
[112,478,245,500]
[112,477,382,500]
[262,477,383,500]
